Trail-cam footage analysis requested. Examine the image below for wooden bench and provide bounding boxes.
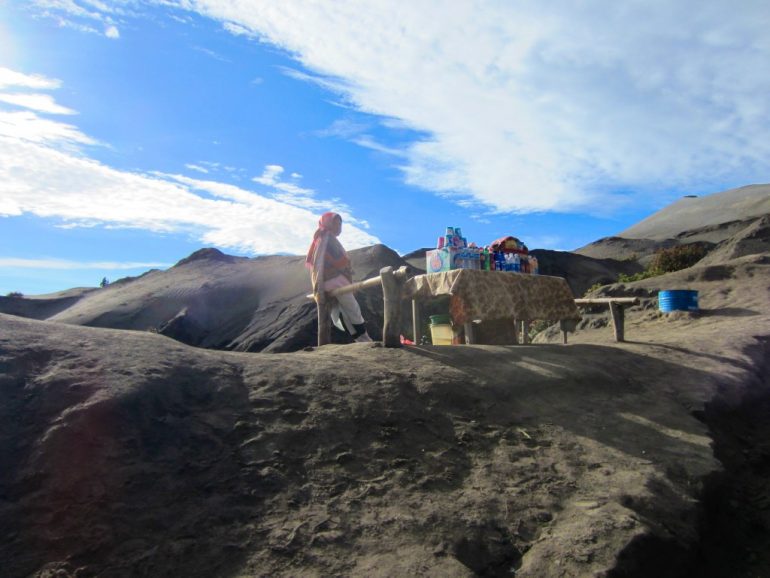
[308,265,409,348]
[573,297,640,342]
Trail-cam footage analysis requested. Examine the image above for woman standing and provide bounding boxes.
[306,212,372,342]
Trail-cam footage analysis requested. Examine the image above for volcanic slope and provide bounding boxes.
[575,183,770,263]
[11,245,412,353]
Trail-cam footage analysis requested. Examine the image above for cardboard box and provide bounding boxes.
[426,247,457,272]
[425,248,481,273]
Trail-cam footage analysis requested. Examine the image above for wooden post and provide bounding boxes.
[380,266,403,348]
[511,318,519,345]
[312,234,331,346]
[317,297,331,346]
[610,302,625,342]
[412,299,421,344]
[521,320,530,344]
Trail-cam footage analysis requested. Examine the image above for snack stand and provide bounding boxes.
[413,227,580,344]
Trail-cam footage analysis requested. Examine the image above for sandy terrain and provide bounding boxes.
[1,254,769,576]
[2,185,770,576]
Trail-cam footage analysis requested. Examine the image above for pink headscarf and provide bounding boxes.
[305,212,340,270]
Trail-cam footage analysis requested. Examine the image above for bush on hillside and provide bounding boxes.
[614,244,707,285]
[649,244,707,274]
[6,291,23,298]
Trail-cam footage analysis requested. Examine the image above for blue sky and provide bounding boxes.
[1,1,768,295]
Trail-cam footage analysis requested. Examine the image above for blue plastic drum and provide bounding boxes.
[658,290,699,313]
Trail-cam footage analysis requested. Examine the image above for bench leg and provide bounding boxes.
[610,302,625,342]
[559,318,578,344]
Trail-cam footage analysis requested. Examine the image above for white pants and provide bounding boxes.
[323,274,364,334]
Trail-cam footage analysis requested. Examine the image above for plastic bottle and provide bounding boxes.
[483,248,490,270]
[513,253,520,273]
[530,255,539,274]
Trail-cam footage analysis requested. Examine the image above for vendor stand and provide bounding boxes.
[405,269,581,345]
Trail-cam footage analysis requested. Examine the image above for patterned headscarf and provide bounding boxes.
[305,212,341,270]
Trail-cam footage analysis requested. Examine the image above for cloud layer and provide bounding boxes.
[0,67,379,255]
[175,0,770,212]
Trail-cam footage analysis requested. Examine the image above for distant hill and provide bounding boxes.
[0,245,418,353]
[619,184,770,241]
[576,183,770,264]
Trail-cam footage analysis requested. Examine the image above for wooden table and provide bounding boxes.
[404,269,581,344]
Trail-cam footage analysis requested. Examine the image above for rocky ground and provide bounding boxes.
[3,187,770,576]
[1,246,769,577]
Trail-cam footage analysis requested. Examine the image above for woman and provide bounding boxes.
[306,212,372,342]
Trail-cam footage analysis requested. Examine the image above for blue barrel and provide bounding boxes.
[659,290,699,313]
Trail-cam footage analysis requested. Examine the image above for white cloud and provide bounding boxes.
[29,1,130,38]
[0,257,170,270]
[169,0,770,213]
[185,163,209,174]
[0,67,61,90]
[0,67,379,255]
[25,2,770,216]
[0,93,76,115]
[250,164,351,215]
[0,111,95,146]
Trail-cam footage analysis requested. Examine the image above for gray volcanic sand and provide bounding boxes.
[2,185,770,577]
[2,248,770,577]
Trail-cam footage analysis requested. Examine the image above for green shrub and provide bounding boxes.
[6,291,23,298]
[617,244,707,284]
[618,270,660,283]
[649,244,707,273]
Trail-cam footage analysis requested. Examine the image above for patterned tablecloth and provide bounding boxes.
[404,269,581,325]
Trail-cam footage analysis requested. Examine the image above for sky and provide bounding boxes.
[1,1,768,295]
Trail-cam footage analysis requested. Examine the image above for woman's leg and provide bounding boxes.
[335,292,365,333]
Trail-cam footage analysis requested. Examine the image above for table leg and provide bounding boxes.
[412,299,421,344]
[521,320,530,344]
[464,322,475,344]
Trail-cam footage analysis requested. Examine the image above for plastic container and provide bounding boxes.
[658,290,699,313]
[430,314,451,325]
[430,323,453,345]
